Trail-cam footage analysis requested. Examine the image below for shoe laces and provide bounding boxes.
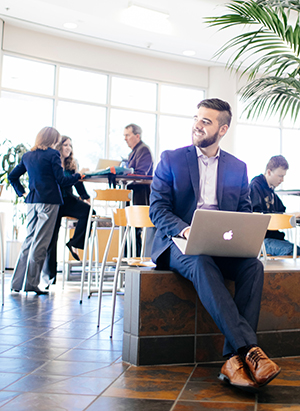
[247,348,264,370]
[234,355,244,370]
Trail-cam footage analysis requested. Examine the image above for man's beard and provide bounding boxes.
[193,130,219,149]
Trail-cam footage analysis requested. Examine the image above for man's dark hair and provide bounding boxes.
[197,98,232,127]
[266,155,289,172]
[125,123,142,137]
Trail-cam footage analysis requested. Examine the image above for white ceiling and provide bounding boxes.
[0,0,238,66]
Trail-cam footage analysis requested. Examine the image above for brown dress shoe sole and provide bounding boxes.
[257,368,281,387]
[218,372,260,393]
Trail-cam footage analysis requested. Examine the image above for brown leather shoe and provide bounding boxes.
[218,355,259,392]
[245,346,281,386]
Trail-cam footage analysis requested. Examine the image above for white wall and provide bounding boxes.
[2,23,209,88]
[1,23,241,154]
[208,66,239,154]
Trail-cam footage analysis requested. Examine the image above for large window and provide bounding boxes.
[235,98,300,191]
[0,54,204,172]
[0,92,54,146]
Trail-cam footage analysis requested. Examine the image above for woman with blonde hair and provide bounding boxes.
[43,135,92,286]
[8,127,83,295]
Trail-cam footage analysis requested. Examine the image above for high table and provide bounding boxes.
[276,189,300,196]
[82,173,154,258]
[82,173,152,188]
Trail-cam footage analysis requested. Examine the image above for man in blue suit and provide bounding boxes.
[149,98,280,392]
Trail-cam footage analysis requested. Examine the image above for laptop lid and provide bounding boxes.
[96,158,120,170]
[172,209,270,258]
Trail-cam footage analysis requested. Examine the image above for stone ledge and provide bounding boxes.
[123,261,300,365]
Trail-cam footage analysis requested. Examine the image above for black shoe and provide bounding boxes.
[66,242,80,261]
[45,277,56,290]
[24,285,49,295]
[11,289,20,293]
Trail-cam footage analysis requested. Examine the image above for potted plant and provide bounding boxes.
[0,140,29,268]
[206,0,300,121]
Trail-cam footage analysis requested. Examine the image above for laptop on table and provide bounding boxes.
[172,209,270,258]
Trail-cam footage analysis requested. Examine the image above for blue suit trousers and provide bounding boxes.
[168,242,264,357]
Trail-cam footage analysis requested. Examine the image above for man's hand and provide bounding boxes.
[183,227,190,239]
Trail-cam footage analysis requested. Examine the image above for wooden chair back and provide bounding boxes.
[266,213,296,230]
[112,208,127,228]
[125,206,154,228]
[261,213,298,261]
[93,189,132,203]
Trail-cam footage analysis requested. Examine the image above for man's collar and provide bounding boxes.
[196,146,220,159]
[131,140,142,151]
[263,174,274,190]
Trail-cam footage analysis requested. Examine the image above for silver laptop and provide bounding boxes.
[96,158,120,170]
[172,209,270,258]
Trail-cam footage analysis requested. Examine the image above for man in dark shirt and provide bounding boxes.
[124,123,153,255]
[250,155,300,256]
[124,123,153,205]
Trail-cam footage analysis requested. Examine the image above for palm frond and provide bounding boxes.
[205,0,300,121]
[206,0,300,72]
[256,0,300,14]
[240,76,300,121]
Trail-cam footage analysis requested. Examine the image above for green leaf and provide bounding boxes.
[205,0,300,121]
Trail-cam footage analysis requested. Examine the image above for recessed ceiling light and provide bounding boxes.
[183,50,196,56]
[121,4,171,35]
[63,22,78,29]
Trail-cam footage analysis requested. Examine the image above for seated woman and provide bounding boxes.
[43,136,93,286]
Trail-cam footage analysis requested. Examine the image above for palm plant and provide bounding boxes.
[206,0,300,121]
[0,139,29,239]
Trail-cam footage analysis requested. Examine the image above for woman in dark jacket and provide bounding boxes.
[43,136,93,285]
[9,127,82,294]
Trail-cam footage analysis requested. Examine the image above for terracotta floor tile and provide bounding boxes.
[0,345,69,361]
[32,376,115,395]
[31,359,109,377]
[173,402,256,411]
[190,364,221,382]
[123,365,194,381]
[3,275,300,411]
[4,374,70,392]
[257,385,300,404]
[273,357,300,371]
[0,392,96,411]
[0,391,21,408]
[268,370,300,386]
[0,373,25,390]
[55,348,121,363]
[86,397,174,411]
[257,405,300,410]
[102,375,185,400]
[0,357,46,374]
[20,337,84,349]
[0,345,14,354]
[179,381,256,403]
[81,362,130,378]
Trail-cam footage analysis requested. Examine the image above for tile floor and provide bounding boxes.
[1,271,300,410]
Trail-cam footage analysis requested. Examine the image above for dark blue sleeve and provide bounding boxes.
[51,151,80,187]
[8,160,26,197]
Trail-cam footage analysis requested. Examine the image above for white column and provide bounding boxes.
[208,66,239,155]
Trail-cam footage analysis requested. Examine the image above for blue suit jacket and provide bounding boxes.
[8,148,81,205]
[149,145,251,263]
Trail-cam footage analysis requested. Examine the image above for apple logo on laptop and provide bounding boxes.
[223,230,233,241]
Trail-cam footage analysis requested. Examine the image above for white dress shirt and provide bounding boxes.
[180,146,220,238]
[196,146,219,210]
